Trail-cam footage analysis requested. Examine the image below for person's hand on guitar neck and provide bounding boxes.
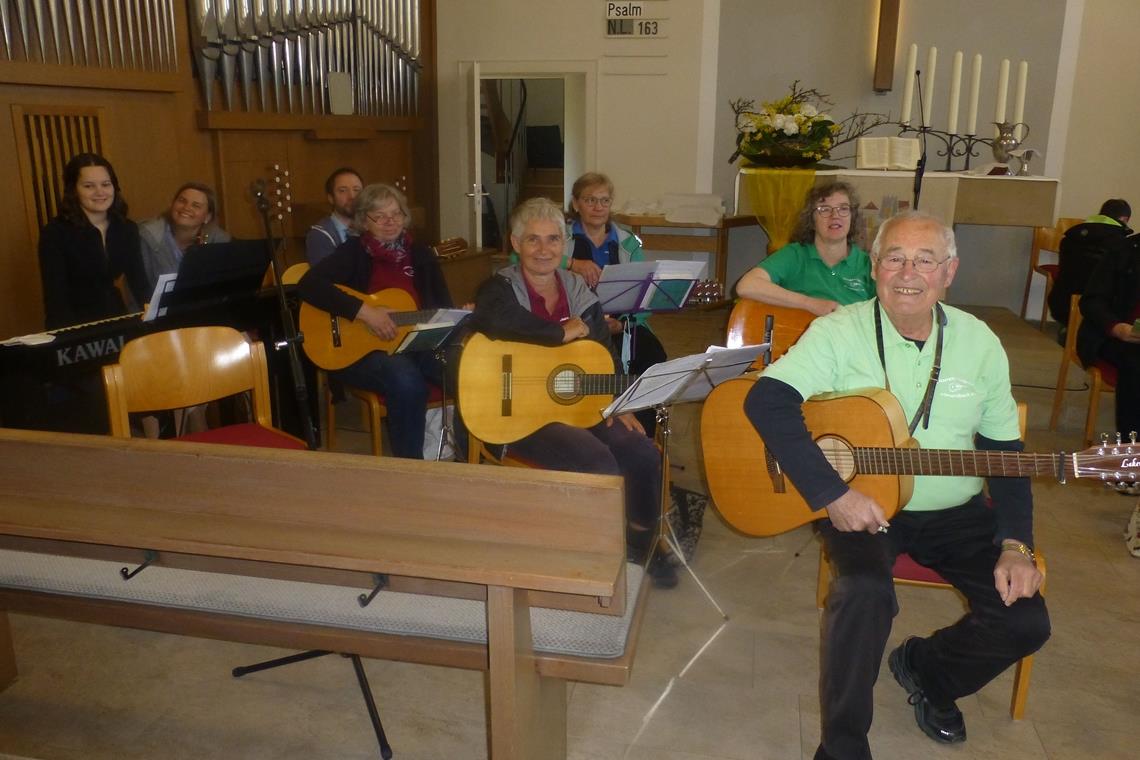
[356,303,398,341]
[560,316,590,343]
[825,488,890,534]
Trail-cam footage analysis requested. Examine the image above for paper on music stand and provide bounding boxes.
[393,309,472,354]
[602,343,768,418]
[595,261,656,313]
[142,273,178,322]
[640,260,706,311]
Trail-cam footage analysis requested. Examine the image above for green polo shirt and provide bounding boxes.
[762,298,1021,511]
[757,241,873,304]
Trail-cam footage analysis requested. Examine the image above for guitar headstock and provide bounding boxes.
[1072,432,1140,485]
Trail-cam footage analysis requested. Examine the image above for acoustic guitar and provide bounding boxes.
[458,333,633,444]
[700,378,1138,537]
[299,286,438,369]
[724,299,815,366]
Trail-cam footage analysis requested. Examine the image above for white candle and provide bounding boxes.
[921,46,937,126]
[947,51,963,134]
[1013,60,1028,140]
[967,54,982,134]
[900,43,918,125]
[995,58,1010,133]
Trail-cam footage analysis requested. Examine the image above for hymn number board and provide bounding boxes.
[604,1,668,39]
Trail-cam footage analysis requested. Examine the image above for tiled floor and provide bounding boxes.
[1,305,1137,759]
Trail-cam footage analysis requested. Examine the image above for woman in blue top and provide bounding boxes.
[737,181,873,316]
[564,172,667,435]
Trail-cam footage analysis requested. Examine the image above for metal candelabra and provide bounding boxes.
[896,124,994,171]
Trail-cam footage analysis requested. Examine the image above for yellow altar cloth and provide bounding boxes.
[738,167,816,253]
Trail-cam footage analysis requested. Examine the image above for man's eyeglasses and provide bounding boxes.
[814,204,852,218]
[366,210,405,225]
[877,254,950,273]
[580,196,613,208]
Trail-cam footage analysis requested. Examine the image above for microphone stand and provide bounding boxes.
[912,69,928,211]
[252,181,318,450]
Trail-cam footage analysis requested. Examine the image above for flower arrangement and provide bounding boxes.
[729,81,890,167]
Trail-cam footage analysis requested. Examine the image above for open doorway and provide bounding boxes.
[463,63,591,250]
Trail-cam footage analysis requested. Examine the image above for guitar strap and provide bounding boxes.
[874,299,946,435]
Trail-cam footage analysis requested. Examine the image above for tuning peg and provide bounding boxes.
[1131,431,1138,444]
[1117,432,1123,445]
[1100,433,1110,447]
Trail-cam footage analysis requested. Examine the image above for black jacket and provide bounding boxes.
[38,215,148,330]
[1077,235,1140,367]
[297,236,452,319]
[1049,221,1131,325]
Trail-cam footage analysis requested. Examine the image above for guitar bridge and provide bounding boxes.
[501,354,512,417]
[330,314,342,348]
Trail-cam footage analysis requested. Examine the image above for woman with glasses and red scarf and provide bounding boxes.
[737,180,873,316]
[298,183,454,458]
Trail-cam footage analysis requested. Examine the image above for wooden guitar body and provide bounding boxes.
[459,334,620,444]
[724,299,815,365]
[299,286,418,369]
[701,378,915,536]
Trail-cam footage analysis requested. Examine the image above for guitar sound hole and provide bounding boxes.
[548,365,583,405]
[817,435,856,481]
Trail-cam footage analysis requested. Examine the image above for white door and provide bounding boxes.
[465,61,487,248]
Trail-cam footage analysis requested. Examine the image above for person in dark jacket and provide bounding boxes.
[1048,198,1131,327]
[1077,233,1140,443]
[38,152,148,330]
[298,183,453,458]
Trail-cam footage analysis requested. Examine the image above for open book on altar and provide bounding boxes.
[856,137,921,170]
[595,260,707,314]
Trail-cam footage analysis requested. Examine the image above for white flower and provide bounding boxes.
[800,103,817,118]
[736,113,758,134]
[781,118,799,136]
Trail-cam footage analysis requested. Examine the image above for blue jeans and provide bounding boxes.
[335,350,444,459]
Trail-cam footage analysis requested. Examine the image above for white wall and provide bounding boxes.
[436,0,716,238]
[1058,0,1140,217]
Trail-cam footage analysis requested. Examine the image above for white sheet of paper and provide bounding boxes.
[142,273,179,322]
[602,343,768,417]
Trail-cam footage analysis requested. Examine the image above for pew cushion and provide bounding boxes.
[0,550,642,659]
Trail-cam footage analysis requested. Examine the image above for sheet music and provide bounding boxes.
[595,261,656,313]
[602,343,768,417]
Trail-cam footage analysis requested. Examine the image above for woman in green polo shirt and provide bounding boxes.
[737,181,873,316]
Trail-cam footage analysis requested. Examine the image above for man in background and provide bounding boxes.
[305,167,363,265]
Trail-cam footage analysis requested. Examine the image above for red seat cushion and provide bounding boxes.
[1036,263,1059,278]
[892,552,948,585]
[1092,360,1118,387]
[177,423,307,450]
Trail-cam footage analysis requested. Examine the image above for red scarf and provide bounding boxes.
[363,231,419,304]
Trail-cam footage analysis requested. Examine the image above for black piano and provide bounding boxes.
[1,241,317,438]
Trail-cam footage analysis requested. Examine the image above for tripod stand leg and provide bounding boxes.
[662,519,728,620]
[231,648,333,677]
[350,654,394,760]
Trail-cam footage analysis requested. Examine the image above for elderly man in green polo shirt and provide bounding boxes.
[737,181,874,316]
[745,212,1050,760]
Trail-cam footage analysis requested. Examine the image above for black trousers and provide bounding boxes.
[814,498,1051,760]
[1098,339,1140,437]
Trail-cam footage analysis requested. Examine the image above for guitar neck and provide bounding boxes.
[578,374,637,396]
[390,309,438,327]
[851,447,1066,479]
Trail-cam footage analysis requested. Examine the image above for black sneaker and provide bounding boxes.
[888,638,966,744]
[646,554,679,589]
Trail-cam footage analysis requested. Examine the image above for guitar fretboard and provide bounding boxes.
[850,447,1066,479]
[571,374,637,396]
[390,310,438,327]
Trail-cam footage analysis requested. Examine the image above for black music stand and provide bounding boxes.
[144,240,271,321]
[603,344,767,617]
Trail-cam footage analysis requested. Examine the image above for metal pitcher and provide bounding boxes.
[992,121,1029,163]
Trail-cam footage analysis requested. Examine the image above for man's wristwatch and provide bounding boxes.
[1001,540,1036,563]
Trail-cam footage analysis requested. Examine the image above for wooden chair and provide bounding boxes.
[280,262,311,285]
[724,299,815,366]
[326,383,447,457]
[1048,293,1117,445]
[1019,217,1082,329]
[815,402,1043,719]
[102,326,306,450]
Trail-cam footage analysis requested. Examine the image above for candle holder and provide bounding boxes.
[896,124,992,171]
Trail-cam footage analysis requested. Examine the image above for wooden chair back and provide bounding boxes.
[1048,293,1115,443]
[725,299,815,365]
[102,327,274,437]
[280,262,310,285]
[1020,217,1085,325]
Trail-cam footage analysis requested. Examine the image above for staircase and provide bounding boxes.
[520,167,565,206]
